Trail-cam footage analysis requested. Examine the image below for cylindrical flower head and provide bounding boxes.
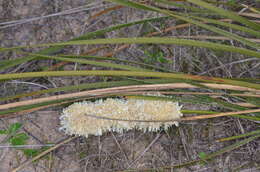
[60,98,183,138]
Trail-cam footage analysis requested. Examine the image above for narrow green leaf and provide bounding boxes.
[191,16,260,38]
[196,95,260,121]
[61,55,172,72]
[8,123,22,134]
[232,115,260,121]
[26,53,150,71]
[9,133,29,146]
[187,0,260,31]
[218,129,260,142]
[4,37,260,58]
[205,134,260,160]
[22,147,49,158]
[0,130,8,134]
[23,149,41,158]
[126,94,213,105]
[127,94,260,121]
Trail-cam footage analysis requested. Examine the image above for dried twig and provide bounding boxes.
[201,83,260,92]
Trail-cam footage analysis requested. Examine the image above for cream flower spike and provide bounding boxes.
[60,95,183,138]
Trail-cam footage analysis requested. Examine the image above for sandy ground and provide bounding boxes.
[0,0,259,171]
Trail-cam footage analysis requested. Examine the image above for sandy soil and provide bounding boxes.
[0,0,259,171]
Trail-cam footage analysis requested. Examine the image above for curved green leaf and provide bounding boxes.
[5,37,259,58]
[26,53,149,71]
[187,0,260,31]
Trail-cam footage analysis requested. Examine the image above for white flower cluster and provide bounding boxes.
[60,98,182,138]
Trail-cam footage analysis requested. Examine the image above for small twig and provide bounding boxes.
[0,144,56,148]
[90,5,124,20]
[7,80,49,89]
[200,83,260,93]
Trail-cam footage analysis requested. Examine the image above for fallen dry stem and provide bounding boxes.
[124,91,260,98]
[0,94,119,119]
[1,83,259,111]
[0,98,89,119]
[0,83,196,110]
[201,83,260,92]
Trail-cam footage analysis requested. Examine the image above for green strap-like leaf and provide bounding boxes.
[218,129,260,142]
[187,0,260,31]
[3,37,260,58]
[61,55,172,72]
[25,53,150,72]
[191,16,260,38]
